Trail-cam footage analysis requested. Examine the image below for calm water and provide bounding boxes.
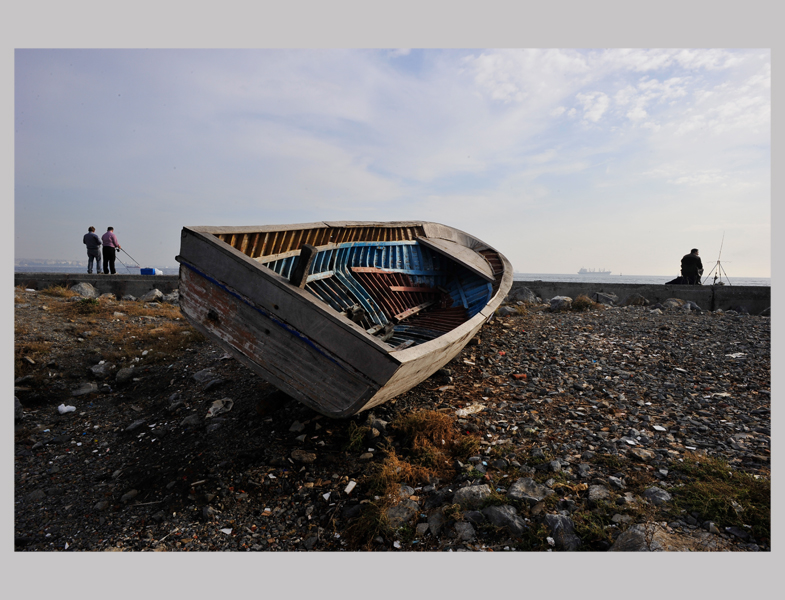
[14,266,770,286]
[15,265,181,276]
[514,273,771,287]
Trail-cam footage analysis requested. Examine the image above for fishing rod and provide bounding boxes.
[119,247,142,266]
[114,252,139,274]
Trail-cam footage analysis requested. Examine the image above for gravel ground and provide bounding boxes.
[14,286,771,554]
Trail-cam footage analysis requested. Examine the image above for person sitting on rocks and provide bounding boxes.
[680,248,703,285]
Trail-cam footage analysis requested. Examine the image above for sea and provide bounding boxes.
[15,265,771,286]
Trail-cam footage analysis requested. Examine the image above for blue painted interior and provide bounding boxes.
[263,241,492,345]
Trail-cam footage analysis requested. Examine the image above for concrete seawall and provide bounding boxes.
[15,273,180,299]
[511,280,771,315]
[14,273,771,315]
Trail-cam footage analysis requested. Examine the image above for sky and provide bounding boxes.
[14,47,771,277]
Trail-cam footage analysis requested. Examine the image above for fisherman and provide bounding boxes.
[83,226,103,274]
[680,248,703,285]
[101,226,122,275]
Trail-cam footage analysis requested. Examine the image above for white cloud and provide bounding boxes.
[576,91,609,122]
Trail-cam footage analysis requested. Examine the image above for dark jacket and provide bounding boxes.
[680,252,703,277]
[83,232,102,250]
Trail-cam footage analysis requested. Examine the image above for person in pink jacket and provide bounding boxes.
[101,226,122,274]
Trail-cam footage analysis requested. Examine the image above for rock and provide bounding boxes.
[481,504,528,536]
[291,449,317,464]
[140,289,164,302]
[115,367,135,384]
[643,486,672,506]
[71,382,98,396]
[592,292,618,305]
[162,290,180,304]
[15,396,24,422]
[549,296,573,312]
[192,368,216,383]
[621,293,649,307]
[26,489,46,502]
[497,306,518,317]
[289,421,306,433]
[120,490,138,503]
[386,499,419,528]
[506,286,538,304]
[125,419,147,432]
[70,282,98,298]
[98,293,116,300]
[428,510,446,537]
[610,522,736,551]
[543,514,581,551]
[588,484,612,506]
[90,362,114,380]
[629,448,656,462]
[453,522,476,541]
[121,294,137,301]
[180,414,201,428]
[662,298,685,309]
[452,484,492,508]
[507,477,554,505]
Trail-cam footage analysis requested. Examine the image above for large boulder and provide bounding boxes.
[593,292,618,305]
[506,286,539,304]
[70,282,98,298]
[621,293,649,307]
[549,296,573,312]
[140,289,164,303]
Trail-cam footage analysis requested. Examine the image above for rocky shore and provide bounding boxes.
[14,284,770,554]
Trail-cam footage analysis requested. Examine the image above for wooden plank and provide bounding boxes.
[179,267,379,417]
[394,301,435,322]
[416,237,495,282]
[389,286,437,293]
[289,244,318,289]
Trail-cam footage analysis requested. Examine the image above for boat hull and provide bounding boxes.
[176,221,512,417]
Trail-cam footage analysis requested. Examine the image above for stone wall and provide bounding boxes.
[510,280,770,315]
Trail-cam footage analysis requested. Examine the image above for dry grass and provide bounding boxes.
[571,294,600,312]
[41,285,79,298]
[345,410,481,549]
[14,340,52,376]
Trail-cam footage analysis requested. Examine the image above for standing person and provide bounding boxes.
[101,226,122,275]
[83,226,103,274]
[680,248,703,285]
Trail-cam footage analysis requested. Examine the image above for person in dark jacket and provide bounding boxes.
[83,226,103,274]
[680,248,703,285]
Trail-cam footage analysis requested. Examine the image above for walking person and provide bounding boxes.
[101,226,122,275]
[83,226,103,274]
[680,248,704,285]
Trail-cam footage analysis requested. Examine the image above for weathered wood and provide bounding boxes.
[289,244,318,288]
[177,221,513,418]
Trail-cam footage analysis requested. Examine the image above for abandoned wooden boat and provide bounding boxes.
[176,221,513,418]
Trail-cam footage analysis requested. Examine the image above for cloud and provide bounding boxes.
[576,91,609,122]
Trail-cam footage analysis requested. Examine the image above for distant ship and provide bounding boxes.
[578,267,611,275]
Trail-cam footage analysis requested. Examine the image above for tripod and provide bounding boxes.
[702,233,731,286]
